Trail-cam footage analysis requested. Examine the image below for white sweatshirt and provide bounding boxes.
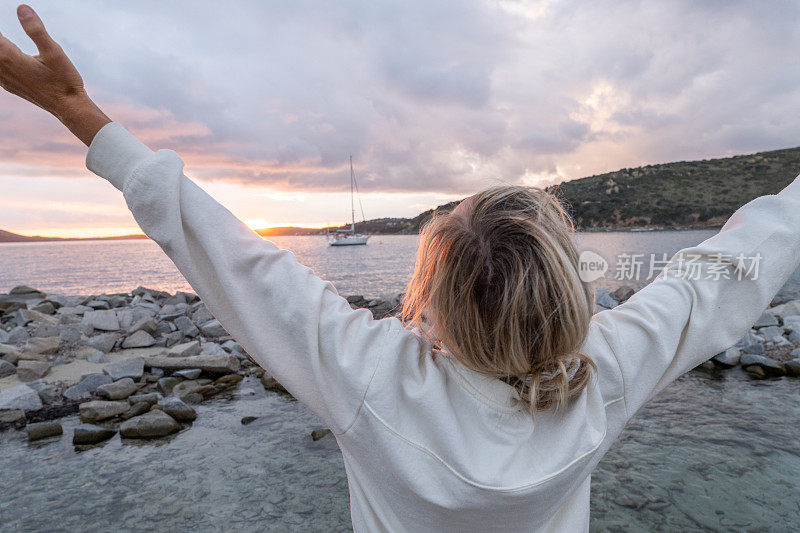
[86,122,800,532]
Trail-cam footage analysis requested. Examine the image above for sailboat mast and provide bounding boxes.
[350,155,356,233]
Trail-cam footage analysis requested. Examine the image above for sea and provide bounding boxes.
[1,231,799,531]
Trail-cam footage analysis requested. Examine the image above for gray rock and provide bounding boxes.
[79,400,130,422]
[783,315,800,332]
[759,325,785,342]
[753,312,779,328]
[119,410,180,438]
[86,300,111,310]
[157,377,181,395]
[713,347,741,367]
[736,330,765,354]
[0,384,43,410]
[792,347,800,358]
[121,330,156,348]
[159,397,197,421]
[173,380,206,397]
[785,358,800,377]
[7,326,30,343]
[9,285,44,295]
[200,342,227,356]
[167,340,201,358]
[0,329,8,344]
[96,377,138,400]
[72,424,116,445]
[26,380,61,404]
[74,346,107,363]
[127,317,158,335]
[0,343,20,364]
[0,359,16,378]
[311,428,332,441]
[596,289,619,309]
[103,358,144,380]
[164,331,184,347]
[740,353,785,376]
[63,373,114,400]
[58,325,82,344]
[174,368,202,380]
[120,401,151,420]
[16,360,51,382]
[0,409,25,425]
[174,316,200,337]
[87,332,120,353]
[33,323,59,338]
[128,393,160,406]
[199,319,227,337]
[31,301,56,315]
[191,304,214,325]
[146,354,240,374]
[25,336,60,354]
[82,309,120,331]
[27,421,63,441]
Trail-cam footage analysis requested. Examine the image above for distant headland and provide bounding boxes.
[3,145,799,243]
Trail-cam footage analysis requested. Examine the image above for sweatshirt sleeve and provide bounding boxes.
[590,173,800,420]
[85,122,398,433]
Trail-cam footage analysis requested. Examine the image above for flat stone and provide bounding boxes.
[96,377,138,400]
[31,301,56,315]
[157,377,181,395]
[63,373,114,400]
[127,317,158,335]
[79,400,130,422]
[783,315,800,332]
[759,325,785,342]
[103,358,145,380]
[0,359,16,378]
[27,421,63,441]
[26,380,60,404]
[128,393,160,406]
[174,369,202,380]
[119,401,151,420]
[0,409,25,425]
[180,392,203,404]
[740,353,785,376]
[215,374,243,388]
[167,340,201,358]
[146,354,239,374]
[0,329,9,344]
[174,316,199,337]
[199,319,227,337]
[0,384,43,410]
[119,410,180,438]
[82,309,120,331]
[785,358,800,377]
[200,342,227,356]
[611,285,635,302]
[58,325,83,344]
[122,330,156,348]
[191,304,214,325]
[33,323,60,338]
[16,360,51,382]
[163,331,183,347]
[159,397,197,421]
[72,424,116,445]
[737,330,764,355]
[753,312,779,328]
[596,289,619,309]
[713,347,741,367]
[0,343,21,364]
[7,326,30,344]
[87,332,120,353]
[10,285,43,295]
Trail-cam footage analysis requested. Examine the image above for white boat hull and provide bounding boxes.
[328,234,369,246]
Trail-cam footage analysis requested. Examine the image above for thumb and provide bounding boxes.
[17,4,58,56]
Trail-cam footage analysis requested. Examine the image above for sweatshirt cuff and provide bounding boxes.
[85,122,155,191]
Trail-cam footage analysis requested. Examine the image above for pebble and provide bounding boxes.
[311,428,332,441]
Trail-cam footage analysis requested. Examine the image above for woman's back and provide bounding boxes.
[83,122,800,531]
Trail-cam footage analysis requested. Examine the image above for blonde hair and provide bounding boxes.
[402,185,596,414]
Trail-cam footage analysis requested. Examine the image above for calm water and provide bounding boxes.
[1,231,799,531]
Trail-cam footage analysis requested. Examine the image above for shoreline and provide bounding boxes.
[1,284,799,442]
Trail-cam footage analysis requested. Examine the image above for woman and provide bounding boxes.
[2,5,799,531]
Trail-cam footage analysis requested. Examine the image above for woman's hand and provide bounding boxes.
[0,4,110,145]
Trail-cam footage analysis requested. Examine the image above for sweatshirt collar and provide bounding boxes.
[435,350,526,414]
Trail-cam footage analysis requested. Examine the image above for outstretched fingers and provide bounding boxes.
[16,4,59,56]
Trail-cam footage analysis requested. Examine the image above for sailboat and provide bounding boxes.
[328,156,369,246]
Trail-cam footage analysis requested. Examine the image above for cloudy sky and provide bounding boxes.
[1,0,799,237]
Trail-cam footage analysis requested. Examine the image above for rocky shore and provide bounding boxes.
[1,284,799,446]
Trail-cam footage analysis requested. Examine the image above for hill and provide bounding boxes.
[4,144,800,241]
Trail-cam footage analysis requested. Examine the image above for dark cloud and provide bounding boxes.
[1,0,799,194]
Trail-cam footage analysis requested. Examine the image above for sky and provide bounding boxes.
[1,0,799,237]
